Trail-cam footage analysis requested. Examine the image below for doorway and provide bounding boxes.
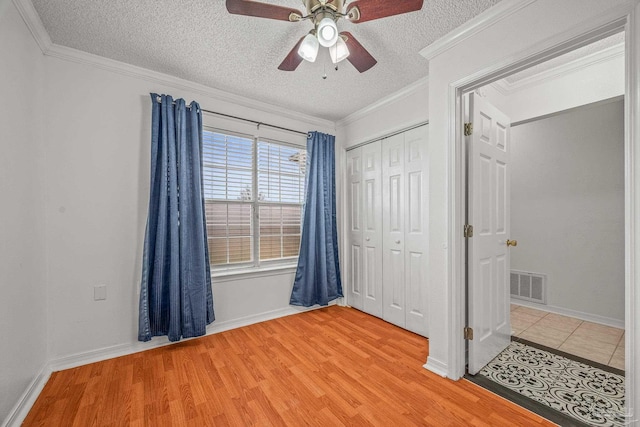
[466,29,625,425]
[507,97,625,370]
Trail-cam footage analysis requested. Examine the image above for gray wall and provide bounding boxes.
[511,99,624,322]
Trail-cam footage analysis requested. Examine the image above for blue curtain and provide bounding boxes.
[138,93,214,342]
[290,131,343,307]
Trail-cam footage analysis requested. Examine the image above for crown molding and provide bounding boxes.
[12,0,51,53]
[44,44,334,129]
[11,0,333,131]
[336,76,429,128]
[492,42,624,94]
[489,79,510,96]
[419,0,538,61]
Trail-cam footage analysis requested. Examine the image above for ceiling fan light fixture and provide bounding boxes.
[330,37,349,64]
[317,17,338,47]
[298,33,319,62]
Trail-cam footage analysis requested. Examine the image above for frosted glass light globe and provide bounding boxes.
[317,17,338,47]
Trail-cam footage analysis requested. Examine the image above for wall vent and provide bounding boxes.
[510,270,546,304]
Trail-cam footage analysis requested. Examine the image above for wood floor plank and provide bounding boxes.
[24,306,555,426]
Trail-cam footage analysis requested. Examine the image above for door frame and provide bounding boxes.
[449,4,640,418]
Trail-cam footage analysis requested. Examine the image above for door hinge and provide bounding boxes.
[464,122,473,136]
[464,224,473,238]
[464,327,474,340]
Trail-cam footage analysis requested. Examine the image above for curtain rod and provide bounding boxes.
[156,96,308,136]
[200,109,308,136]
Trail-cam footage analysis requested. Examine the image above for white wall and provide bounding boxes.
[511,99,624,323]
[425,0,636,379]
[41,52,335,362]
[336,78,429,149]
[0,1,48,423]
[485,51,625,124]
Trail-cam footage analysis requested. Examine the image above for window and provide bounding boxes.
[202,129,306,270]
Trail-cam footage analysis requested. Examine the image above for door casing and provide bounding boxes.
[448,5,640,419]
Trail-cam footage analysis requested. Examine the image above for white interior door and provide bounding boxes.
[403,126,429,336]
[467,93,512,375]
[362,141,383,317]
[346,148,363,311]
[382,133,406,328]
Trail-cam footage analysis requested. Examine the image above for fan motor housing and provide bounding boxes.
[303,0,343,15]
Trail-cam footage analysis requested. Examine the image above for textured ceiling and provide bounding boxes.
[30,0,501,122]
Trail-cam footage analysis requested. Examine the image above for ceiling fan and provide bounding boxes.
[226,0,424,73]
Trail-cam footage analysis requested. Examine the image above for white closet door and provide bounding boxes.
[361,141,383,317]
[346,148,363,310]
[403,125,429,337]
[382,133,406,328]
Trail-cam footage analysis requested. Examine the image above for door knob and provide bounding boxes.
[395,240,401,244]
[365,237,370,241]
[506,239,518,247]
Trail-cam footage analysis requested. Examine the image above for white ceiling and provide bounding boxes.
[30,0,501,122]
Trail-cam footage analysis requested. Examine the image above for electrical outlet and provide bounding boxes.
[94,284,107,301]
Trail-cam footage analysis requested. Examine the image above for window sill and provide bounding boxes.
[211,264,298,282]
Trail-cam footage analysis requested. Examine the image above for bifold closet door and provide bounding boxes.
[361,141,383,317]
[346,147,363,311]
[382,133,406,328]
[346,142,383,317]
[403,126,428,337]
[382,126,429,337]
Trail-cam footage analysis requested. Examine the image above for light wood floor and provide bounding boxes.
[24,306,554,426]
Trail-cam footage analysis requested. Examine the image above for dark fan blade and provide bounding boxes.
[278,36,305,71]
[347,0,423,23]
[226,0,302,22]
[341,32,377,73]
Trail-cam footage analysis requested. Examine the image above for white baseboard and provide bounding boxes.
[424,356,449,378]
[1,364,51,427]
[511,299,625,329]
[49,301,338,372]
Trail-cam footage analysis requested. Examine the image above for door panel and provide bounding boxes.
[362,141,383,317]
[468,93,512,375]
[383,133,406,328]
[365,247,376,297]
[404,125,429,337]
[496,161,507,233]
[390,249,404,309]
[496,254,508,332]
[346,148,363,310]
[388,175,401,231]
[408,172,422,231]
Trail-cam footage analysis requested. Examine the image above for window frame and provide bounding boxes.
[203,126,306,274]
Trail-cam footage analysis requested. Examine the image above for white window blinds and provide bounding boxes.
[203,130,306,269]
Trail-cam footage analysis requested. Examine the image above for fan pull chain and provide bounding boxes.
[322,56,327,80]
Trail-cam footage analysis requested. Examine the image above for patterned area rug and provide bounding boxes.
[479,341,625,426]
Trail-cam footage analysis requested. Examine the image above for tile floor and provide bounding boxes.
[510,304,625,370]
[479,341,626,426]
